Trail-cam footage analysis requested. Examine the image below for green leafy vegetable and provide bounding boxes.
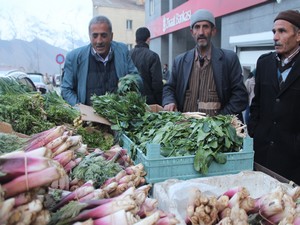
[70,152,122,188]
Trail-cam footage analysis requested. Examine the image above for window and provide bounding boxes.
[126,20,132,30]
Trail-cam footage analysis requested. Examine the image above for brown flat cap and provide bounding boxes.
[274,10,300,28]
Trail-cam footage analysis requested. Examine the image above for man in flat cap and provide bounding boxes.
[163,9,248,122]
[248,10,300,185]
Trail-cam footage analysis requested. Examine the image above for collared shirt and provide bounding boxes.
[276,46,300,67]
[276,46,300,82]
[91,47,112,65]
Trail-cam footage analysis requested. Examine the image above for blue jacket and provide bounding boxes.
[163,45,248,120]
[61,41,140,106]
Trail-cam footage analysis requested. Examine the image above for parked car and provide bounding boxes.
[27,72,50,94]
[0,69,37,92]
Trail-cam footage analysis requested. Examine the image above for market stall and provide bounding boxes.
[0,75,299,225]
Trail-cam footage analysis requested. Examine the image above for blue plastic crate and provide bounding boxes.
[120,134,254,184]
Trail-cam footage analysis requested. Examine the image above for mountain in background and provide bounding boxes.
[0,38,71,75]
[0,4,90,75]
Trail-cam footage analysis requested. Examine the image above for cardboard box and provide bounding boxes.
[77,103,111,126]
[147,104,164,113]
[0,121,29,138]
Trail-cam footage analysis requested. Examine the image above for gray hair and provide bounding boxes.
[88,15,112,34]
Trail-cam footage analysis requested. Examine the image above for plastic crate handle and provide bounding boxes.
[145,143,162,159]
[243,136,253,152]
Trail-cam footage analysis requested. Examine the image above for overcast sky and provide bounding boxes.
[0,0,93,42]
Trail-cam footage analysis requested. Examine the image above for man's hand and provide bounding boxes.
[163,103,177,111]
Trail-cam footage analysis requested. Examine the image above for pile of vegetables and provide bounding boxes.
[185,185,300,225]
[91,92,147,131]
[0,148,66,224]
[0,126,181,225]
[0,77,80,135]
[91,74,147,131]
[124,112,246,174]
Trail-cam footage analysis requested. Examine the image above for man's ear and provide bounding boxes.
[212,27,217,36]
[297,29,300,44]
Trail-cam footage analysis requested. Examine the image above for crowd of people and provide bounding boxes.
[61,9,300,185]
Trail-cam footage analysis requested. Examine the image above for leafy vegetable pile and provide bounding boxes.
[92,91,147,131]
[125,112,245,174]
[0,133,28,154]
[70,152,122,188]
[75,125,114,150]
[0,77,80,135]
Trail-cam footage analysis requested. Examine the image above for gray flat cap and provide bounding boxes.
[190,9,215,28]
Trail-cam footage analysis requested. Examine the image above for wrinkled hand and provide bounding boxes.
[163,103,177,111]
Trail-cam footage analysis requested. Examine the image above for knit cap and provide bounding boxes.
[274,10,300,28]
[190,9,215,28]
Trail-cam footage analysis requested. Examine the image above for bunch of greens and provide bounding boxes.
[117,74,142,95]
[0,133,29,154]
[0,93,54,135]
[43,91,80,125]
[75,125,114,150]
[0,77,80,135]
[91,91,147,131]
[70,152,122,188]
[92,73,147,131]
[0,77,34,95]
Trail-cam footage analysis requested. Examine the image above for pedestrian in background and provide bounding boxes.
[130,27,163,105]
[61,15,142,106]
[244,68,256,124]
[248,10,300,185]
[163,9,248,121]
[162,63,170,84]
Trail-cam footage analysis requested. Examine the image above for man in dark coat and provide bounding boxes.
[130,27,163,105]
[163,9,248,121]
[248,10,300,185]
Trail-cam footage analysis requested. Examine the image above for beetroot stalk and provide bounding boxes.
[3,166,61,198]
[72,197,136,221]
[25,126,66,151]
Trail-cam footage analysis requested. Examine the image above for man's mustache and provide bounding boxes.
[274,42,281,46]
[96,43,105,48]
[197,35,207,40]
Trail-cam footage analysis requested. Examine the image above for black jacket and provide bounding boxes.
[248,52,300,184]
[130,43,163,105]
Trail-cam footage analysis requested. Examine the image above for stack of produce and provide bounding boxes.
[0,148,66,224]
[185,185,300,225]
[0,78,80,135]
[1,125,181,225]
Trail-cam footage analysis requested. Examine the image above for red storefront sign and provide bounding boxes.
[148,0,268,39]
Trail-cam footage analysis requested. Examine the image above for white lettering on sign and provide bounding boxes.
[163,10,192,32]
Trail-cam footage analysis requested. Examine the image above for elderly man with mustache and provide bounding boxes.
[248,10,300,185]
[163,9,248,122]
[61,15,141,106]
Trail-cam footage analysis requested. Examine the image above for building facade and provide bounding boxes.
[145,0,300,77]
[92,0,145,50]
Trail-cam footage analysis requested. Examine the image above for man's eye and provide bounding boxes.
[92,33,99,38]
